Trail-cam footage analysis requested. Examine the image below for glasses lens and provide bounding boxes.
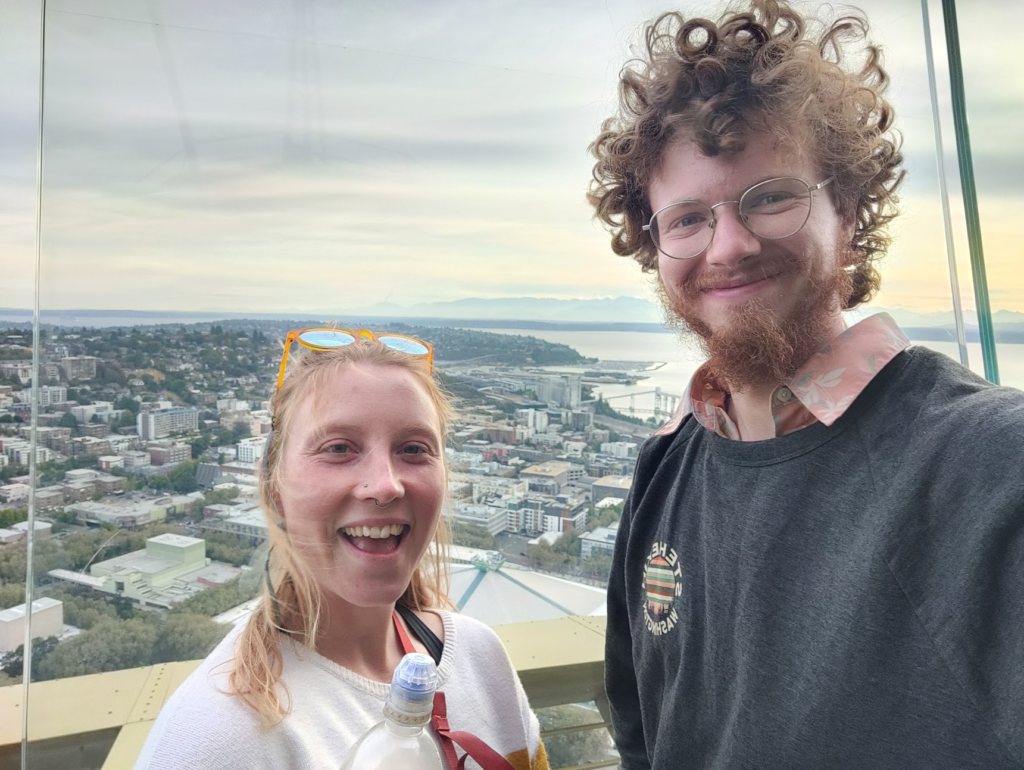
[740,178,812,239]
[297,329,357,349]
[377,335,431,356]
[652,202,715,260]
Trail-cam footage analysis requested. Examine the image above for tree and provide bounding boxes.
[581,552,613,581]
[170,576,259,617]
[37,618,158,680]
[553,530,582,558]
[1,636,61,681]
[203,487,240,507]
[152,613,231,663]
[167,460,200,495]
[58,412,79,430]
[0,582,26,610]
[191,434,210,459]
[587,503,623,532]
[0,508,26,528]
[526,541,570,571]
[452,521,496,550]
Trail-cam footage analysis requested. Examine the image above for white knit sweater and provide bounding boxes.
[135,611,546,770]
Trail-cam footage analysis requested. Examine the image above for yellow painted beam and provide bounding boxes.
[102,722,154,770]
[0,617,607,767]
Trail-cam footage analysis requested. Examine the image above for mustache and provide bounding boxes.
[680,255,804,294]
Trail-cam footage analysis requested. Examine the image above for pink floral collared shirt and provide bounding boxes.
[655,312,911,440]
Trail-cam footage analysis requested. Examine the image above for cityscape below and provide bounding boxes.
[0,320,654,686]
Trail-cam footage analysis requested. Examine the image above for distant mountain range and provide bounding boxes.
[1,297,1023,336]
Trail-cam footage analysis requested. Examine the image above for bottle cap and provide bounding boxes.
[384,653,438,724]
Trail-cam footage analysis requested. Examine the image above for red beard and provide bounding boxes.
[657,248,854,392]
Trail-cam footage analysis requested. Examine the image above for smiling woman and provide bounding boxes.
[133,336,550,770]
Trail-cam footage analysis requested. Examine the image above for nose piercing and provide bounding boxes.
[373,498,392,508]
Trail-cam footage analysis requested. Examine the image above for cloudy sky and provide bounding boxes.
[1,0,1022,316]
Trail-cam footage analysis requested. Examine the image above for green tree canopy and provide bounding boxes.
[0,582,26,610]
[37,618,158,681]
[1,636,60,681]
[452,521,496,550]
[152,613,231,663]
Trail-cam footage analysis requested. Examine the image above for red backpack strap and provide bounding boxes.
[431,691,514,770]
[431,692,463,770]
[392,610,417,655]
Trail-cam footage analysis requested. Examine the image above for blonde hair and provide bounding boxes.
[229,338,454,724]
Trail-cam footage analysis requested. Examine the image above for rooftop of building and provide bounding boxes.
[520,461,573,476]
[592,475,632,489]
[0,597,62,623]
[148,533,203,548]
[582,524,619,545]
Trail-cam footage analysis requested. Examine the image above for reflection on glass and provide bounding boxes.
[1,0,1021,766]
[537,701,617,769]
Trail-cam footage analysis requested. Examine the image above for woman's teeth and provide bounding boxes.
[342,524,404,539]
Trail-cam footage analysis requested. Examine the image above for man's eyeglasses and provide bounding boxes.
[275,328,434,390]
[643,176,834,261]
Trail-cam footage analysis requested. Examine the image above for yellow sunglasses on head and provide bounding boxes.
[275,328,434,390]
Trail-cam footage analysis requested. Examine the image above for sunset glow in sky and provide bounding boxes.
[2,0,1022,316]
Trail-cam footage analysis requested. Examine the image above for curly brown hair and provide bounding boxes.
[587,0,904,309]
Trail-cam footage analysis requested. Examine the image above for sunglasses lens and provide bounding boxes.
[298,330,357,349]
[377,335,431,356]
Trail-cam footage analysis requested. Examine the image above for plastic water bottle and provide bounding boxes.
[338,652,446,770]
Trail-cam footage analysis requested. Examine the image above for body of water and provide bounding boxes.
[474,327,1024,416]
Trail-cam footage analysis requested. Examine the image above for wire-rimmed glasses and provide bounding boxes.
[643,176,834,261]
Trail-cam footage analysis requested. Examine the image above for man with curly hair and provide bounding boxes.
[590,2,1024,768]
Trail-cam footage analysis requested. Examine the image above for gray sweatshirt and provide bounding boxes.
[606,347,1024,769]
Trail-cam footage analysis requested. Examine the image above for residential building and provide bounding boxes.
[520,461,572,492]
[66,436,110,458]
[147,442,190,466]
[137,407,199,440]
[34,488,65,511]
[542,496,588,534]
[451,502,508,537]
[95,474,128,495]
[532,374,582,408]
[515,409,549,433]
[37,386,68,407]
[505,497,545,533]
[581,522,620,560]
[236,436,265,464]
[60,356,99,380]
[70,401,117,423]
[120,451,152,468]
[564,409,594,431]
[0,483,30,505]
[98,455,125,472]
[78,422,111,438]
[0,361,32,385]
[600,441,639,459]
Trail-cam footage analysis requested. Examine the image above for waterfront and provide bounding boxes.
[474,327,1024,417]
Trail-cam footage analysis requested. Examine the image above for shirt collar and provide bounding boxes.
[656,312,910,438]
